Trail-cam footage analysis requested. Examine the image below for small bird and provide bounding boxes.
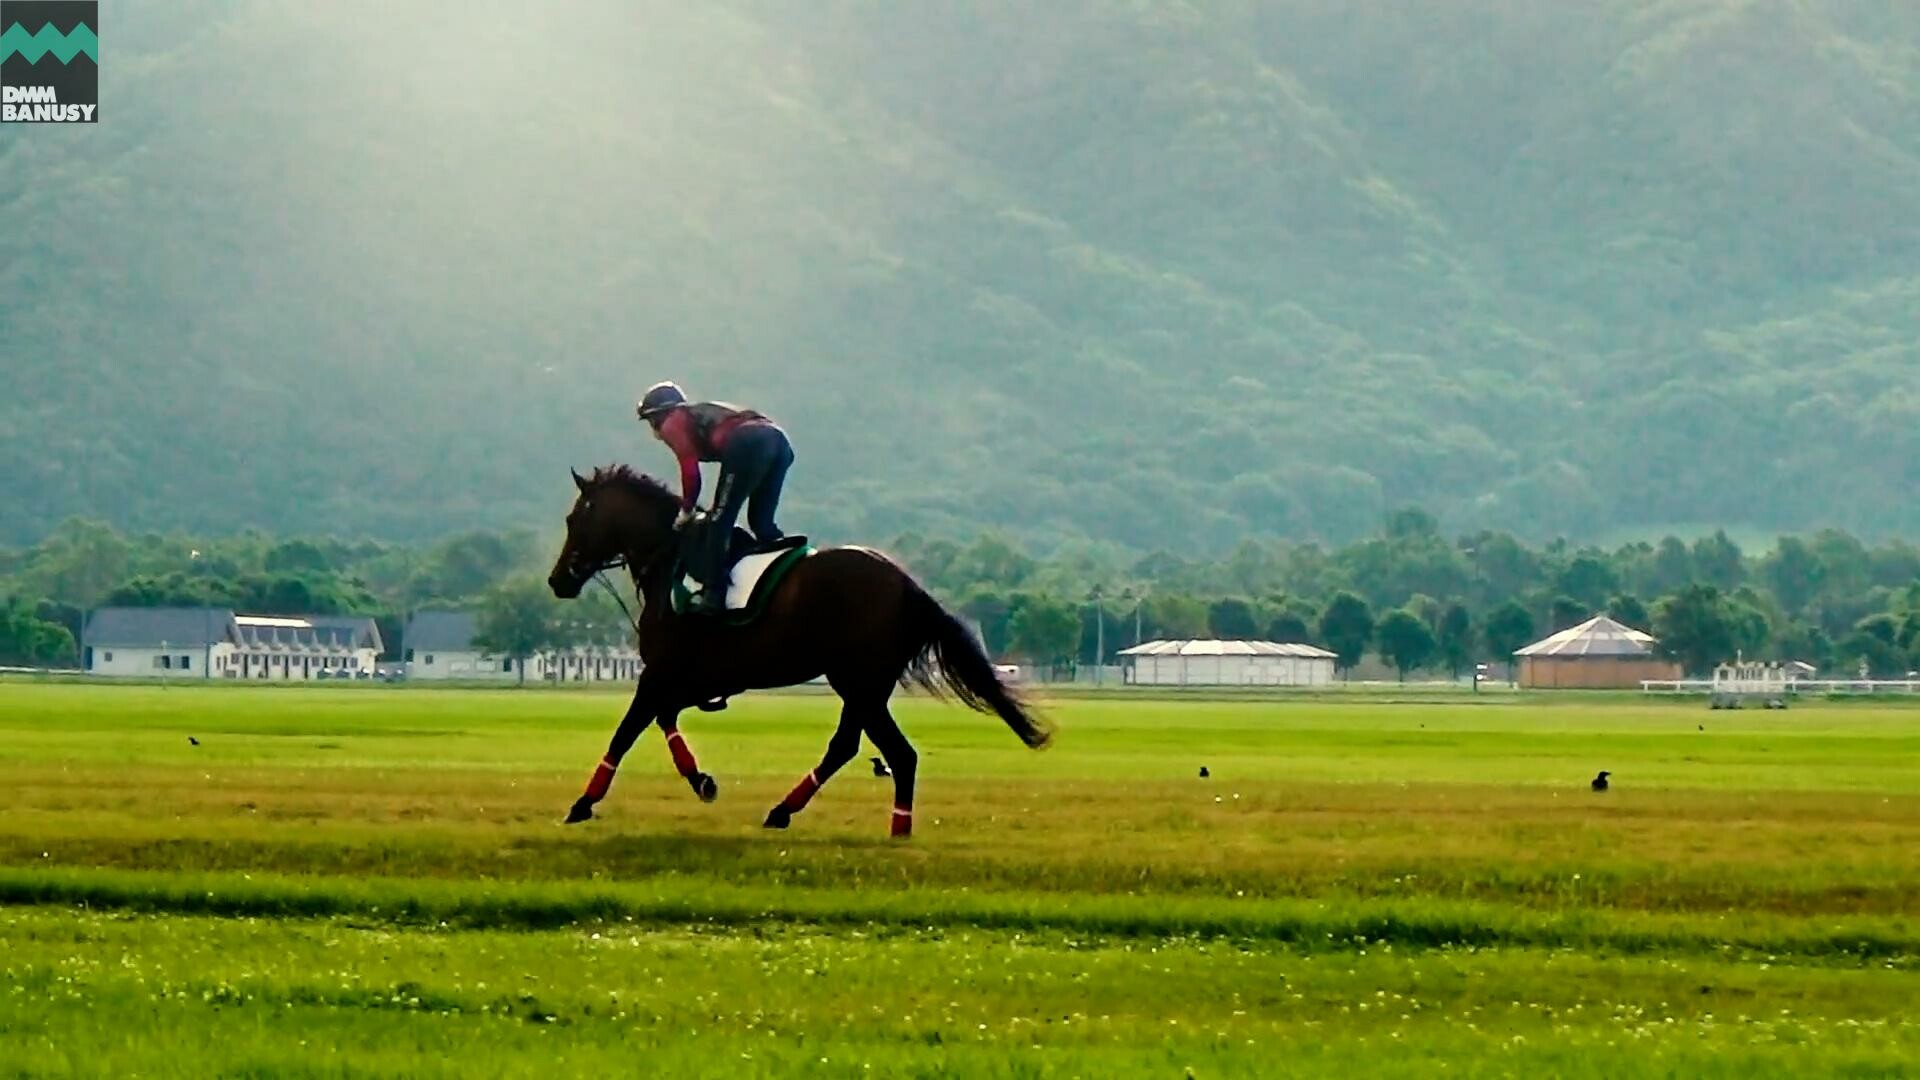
[1198,766,1210,779]
[1591,770,1610,793]
[188,737,200,747]
[870,757,891,777]
[1698,724,1705,732]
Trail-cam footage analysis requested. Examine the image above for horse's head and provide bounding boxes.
[547,466,680,599]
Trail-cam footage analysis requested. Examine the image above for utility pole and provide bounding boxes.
[1089,585,1104,686]
[1125,585,1149,647]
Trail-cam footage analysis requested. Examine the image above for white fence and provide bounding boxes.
[1642,679,1920,695]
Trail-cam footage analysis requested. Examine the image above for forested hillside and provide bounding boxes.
[4,1,1918,549]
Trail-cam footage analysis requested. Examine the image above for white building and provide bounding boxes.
[82,608,382,680]
[230,614,382,679]
[1119,639,1338,687]
[402,610,641,684]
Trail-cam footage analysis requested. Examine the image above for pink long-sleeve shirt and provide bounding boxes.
[653,404,764,511]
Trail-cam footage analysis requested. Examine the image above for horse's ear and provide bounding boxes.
[571,468,590,492]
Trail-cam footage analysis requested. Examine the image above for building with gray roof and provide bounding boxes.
[402,609,641,684]
[81,607,383,680]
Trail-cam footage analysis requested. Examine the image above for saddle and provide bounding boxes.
[670,518,812,623]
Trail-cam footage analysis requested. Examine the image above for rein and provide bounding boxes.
[585,541,659,640]
[591,567,641,638]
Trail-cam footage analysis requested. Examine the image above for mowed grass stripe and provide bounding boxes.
[5,682,1920,791]
[7,907,1916,1080]
[7,761,1918,916]
[4,685,1919,924]
[4,866,1916,961]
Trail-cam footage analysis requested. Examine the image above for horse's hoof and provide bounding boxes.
[564,798,595,824]
[692,772,719,803]
[763,806,792,829]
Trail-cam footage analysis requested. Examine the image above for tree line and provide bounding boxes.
[4,511,1920,678]
[888,511,1920,678]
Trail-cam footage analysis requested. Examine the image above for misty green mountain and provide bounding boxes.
[5,1,1918,552]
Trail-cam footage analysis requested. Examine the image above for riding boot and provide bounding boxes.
[693,573,728,615]
[692,526,730,615]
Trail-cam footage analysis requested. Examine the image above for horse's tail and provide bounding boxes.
[901,581,1053,749]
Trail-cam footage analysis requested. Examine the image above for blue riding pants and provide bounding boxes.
[711,422,793,543]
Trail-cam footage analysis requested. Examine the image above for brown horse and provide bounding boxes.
[546,466,1051,837]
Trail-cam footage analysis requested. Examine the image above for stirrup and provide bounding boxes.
[750,534,808,555]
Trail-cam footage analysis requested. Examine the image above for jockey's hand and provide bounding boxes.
[674,509,694,530]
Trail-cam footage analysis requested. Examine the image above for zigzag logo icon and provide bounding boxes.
[0,20,97,64]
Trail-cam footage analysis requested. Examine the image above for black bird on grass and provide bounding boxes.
[1591,770,1610,793]
[1198,766,1210,779]
[870,757,891,778]
[188,737,200,747]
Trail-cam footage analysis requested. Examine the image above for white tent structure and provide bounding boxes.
[1118,639,1337,687]
[1513,615,1680,688]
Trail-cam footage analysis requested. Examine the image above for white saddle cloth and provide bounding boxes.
[683,548,790,610]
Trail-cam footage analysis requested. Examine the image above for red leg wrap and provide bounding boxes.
[781,771,821,812]
[584,757,617,801]
[665,731,698,777]
[890,806,913,839]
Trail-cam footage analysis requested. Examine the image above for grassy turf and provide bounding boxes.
[1,682,1917,1076]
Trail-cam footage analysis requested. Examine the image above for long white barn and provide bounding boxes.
[402,610,640,683]
[1119,639,1338,687]
[82,608,382,680]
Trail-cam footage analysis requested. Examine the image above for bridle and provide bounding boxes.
[562,487,675,640]
[574,541,664,640]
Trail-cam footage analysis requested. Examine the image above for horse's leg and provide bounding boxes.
[762,703,863,829]
[863,702,919,839]
[656,709,719,803]
[565,681,659,823]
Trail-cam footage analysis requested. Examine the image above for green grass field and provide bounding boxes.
[2,681,1917,1077]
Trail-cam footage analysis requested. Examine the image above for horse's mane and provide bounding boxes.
[588,464,677,507]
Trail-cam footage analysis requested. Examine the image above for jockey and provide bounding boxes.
[637,381,795,614]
